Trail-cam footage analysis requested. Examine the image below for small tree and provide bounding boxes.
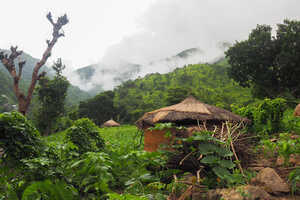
[78,91,115,125]
[35,59,69,135]
[0,12,68,115]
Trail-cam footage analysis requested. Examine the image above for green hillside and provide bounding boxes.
[79,60,253,124]
[0,70,15,102]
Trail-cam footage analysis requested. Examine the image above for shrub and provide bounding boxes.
[65,152,113,198]
[65,118,105,154]
[232,98,287,134]
[54,116,73,132]
[0,111,44,164]
[288,167,300,195]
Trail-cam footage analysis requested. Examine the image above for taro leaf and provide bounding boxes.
[198,143,218,155]
[212,166,234,182]
[218,159,235,169]
[215,147,233,157]
[200,155,220,164]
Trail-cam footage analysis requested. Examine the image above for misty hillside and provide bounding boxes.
[72,48,205,93]
[0,49,52,80]
[74,62,141,95]
[0,49,91,106]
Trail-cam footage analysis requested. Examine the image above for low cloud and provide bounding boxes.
[69,0,300,91]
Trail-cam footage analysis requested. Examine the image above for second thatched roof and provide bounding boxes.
[102,119,120,127]
[136,96,249,129]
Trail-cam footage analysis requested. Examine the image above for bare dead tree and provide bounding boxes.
[0,12,68,115]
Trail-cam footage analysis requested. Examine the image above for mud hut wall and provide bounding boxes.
[144,128,177,152]
[143,120,243,152]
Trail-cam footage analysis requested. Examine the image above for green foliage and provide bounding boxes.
[160,130,245,188]
[261,133,300,166]
[65,118,105,154]
[0,111,44,164]
[107,193,148,200]
[288,167,300,195]
[226,19,300,98]
[34,60,70,135]
[165,87,193,105]
[21,180,76,200]
[66,152,113,198]
[51,58,65,77]
[0,164,19,200]
[53,116,73,132]
[184,131,237,185]
[233,98,287,134]
[98,125,141,154]
[0,70,16,104]
[282,109,300,133]
[80,62,251,124]
[78,90,116,125]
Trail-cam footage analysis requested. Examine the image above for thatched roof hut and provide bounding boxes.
[294,103,300,117]
[136,96,249,152]
[102,119,120,127]
[136,96,249,129]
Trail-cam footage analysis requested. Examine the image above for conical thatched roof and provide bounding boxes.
[102,119,120,127]
[294,103,300,117]
[136,96,249,129]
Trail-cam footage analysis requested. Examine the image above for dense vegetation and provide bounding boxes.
[1,99,300,199]
[1,18,300,199]
[226,19,300,99]
[79,61,252,125]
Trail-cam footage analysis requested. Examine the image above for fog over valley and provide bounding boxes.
[65,0,300,92]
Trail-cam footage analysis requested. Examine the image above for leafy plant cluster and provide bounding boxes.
[232,98,287,134]
[0,112,43,164]
[261,132,300,165]
[289,167,300,195]
[167,131,247,188]
[0,113,111,199]
[65,118,105,154]
[0,113,171,199]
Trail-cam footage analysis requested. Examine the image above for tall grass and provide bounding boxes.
[44,125,143,153]
[99,125,143,153]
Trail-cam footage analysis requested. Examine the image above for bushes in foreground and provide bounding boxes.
[65,118,105,154]
[0,111,44,164]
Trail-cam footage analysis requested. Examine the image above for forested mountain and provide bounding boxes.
[79,60,253,124]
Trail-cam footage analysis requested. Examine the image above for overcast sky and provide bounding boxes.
[1,0,300,70]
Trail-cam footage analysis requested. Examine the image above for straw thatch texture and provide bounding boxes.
[136,96,249,129]
[294,103,300,117]
[102,119,120,127]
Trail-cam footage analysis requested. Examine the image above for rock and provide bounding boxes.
[205,185,272,200]
[254,167,290,194]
